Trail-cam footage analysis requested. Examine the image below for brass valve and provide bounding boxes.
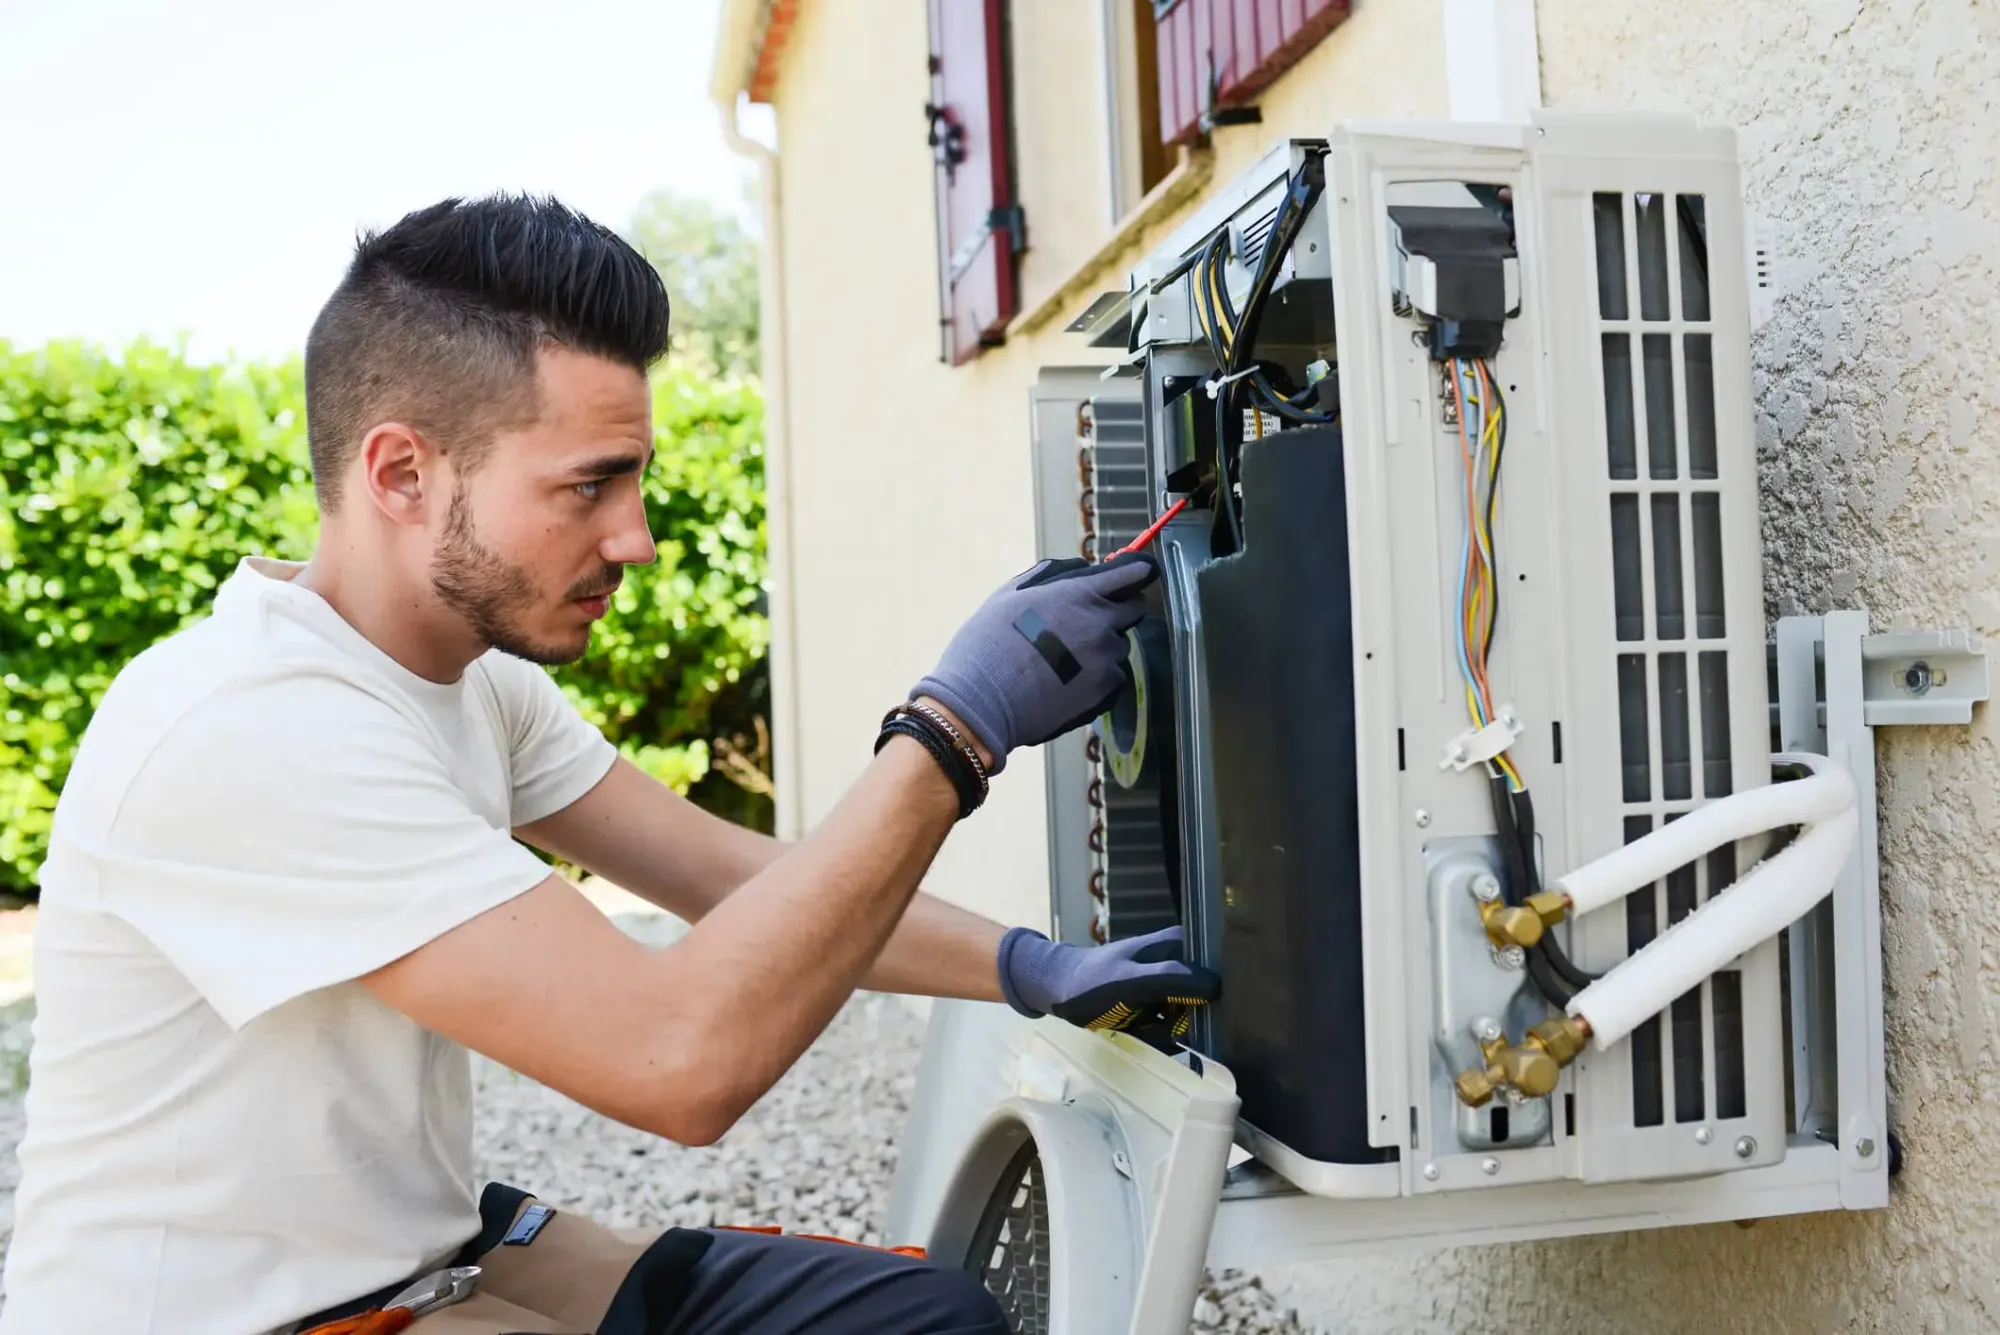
[1452,1015,1592,1108]
[1479,890,1571,949]
[1525,1014,1590,1065]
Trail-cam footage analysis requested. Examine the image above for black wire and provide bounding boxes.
[1509,786,1599,989]
[1206,159,1330,545]
[1490,775,1576,1006]
[1195,239,1245,554]
[1213,382,1241,554]
[1198,236,1231,363]
[1226,161,1325,379]
[1213,232,1239,332]
[1149,244,1208,295]
[1251,370,1335,423]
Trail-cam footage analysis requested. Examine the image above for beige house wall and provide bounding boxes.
[751,0,2000,1326]
[765,0,1445,933]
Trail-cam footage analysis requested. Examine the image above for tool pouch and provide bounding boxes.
[298,1182,714,1335]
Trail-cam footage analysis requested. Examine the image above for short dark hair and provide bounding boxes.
[304,193,672,510]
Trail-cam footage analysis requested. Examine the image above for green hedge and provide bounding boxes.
[0,339,769,895]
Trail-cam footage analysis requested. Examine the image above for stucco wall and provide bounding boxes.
[1272,2,2000,1329]
[767,0,1445,933]
[759,0,2000,1325]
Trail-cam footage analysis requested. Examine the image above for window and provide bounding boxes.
[1101,0,1171,222]
[1153,0,1351,146]
[926,0,1024,366]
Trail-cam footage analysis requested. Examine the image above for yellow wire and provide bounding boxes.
[1207,253,1235,347]
[1457,357,1524,792]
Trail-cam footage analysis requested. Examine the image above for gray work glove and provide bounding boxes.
[911,552,1159,774]
[997,924,1222,1040]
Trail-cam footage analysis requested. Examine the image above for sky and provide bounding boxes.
[0,0,771,362]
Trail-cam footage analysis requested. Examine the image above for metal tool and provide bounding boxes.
[384,1265,481,1320]
[300,1265,481,1334]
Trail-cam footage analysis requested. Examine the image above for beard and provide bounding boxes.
[430,485,617,666]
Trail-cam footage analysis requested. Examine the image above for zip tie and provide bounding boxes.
[1204,366,1260,398]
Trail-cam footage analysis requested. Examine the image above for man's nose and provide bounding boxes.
[603,492,658,567]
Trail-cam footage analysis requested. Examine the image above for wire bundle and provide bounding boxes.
[1451,358,1522,792]
[1449,360,1598,1004]
[1180,160,1335,551]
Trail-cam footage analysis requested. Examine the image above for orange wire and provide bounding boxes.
[1455,368,1495,716]
[1472,360,1500,715]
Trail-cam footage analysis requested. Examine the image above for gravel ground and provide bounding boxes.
[0,907,1326,1332]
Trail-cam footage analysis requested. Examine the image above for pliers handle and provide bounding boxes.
[299,1264,480,1333]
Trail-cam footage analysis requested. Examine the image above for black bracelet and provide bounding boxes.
[902,700,990,786]
[876,708,987,819]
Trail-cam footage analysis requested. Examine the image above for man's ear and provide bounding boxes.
[358,422,440,525]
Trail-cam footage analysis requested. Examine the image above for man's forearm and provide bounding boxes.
[631,826,1005,1002]
[661,736,961,1127]
[521,749,1008,1003]
[862,892,1006,1001]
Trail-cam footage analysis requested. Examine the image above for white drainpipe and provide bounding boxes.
[715,89,804,841]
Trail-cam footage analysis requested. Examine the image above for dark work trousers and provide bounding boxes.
[665,1227,1011,1335]
[297,1183,1012,1335]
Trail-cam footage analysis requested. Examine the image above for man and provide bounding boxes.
[2,196,1218,1334]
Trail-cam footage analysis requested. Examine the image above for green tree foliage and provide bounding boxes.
[549,373,772,834]
[0,339,769,895]
[626,188,761,378]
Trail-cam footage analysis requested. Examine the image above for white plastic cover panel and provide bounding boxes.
[1321,110,1784,1191]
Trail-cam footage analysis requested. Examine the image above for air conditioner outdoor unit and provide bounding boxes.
[885,111,1987,1335]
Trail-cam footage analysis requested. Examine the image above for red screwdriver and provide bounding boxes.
[1110,496,1191,558]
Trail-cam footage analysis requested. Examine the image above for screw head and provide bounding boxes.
[1422,1163,1440,1181]
[1473,1017,1504,1044]
[1734,1136,1757,1159]
[1902,662,1933,696]
[1451,745,1470,763]
[1481,1157,1501,1175]
[1471,874,1502,902]
[1415,809,1432,828]
[1497,945,1527,970]
[1857,1137,1877,1158]
[1695,1127,1713,1145]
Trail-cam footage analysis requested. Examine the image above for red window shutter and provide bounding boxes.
[926,0,1023,367]
[1153,0,1350,147]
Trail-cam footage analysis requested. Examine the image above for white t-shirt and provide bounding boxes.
[1,557,617,1335]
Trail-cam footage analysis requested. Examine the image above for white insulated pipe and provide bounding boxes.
[1554,754,1856,916]
[1556,753,1859,1051]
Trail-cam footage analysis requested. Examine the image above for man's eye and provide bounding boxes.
[576,480,603,500]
